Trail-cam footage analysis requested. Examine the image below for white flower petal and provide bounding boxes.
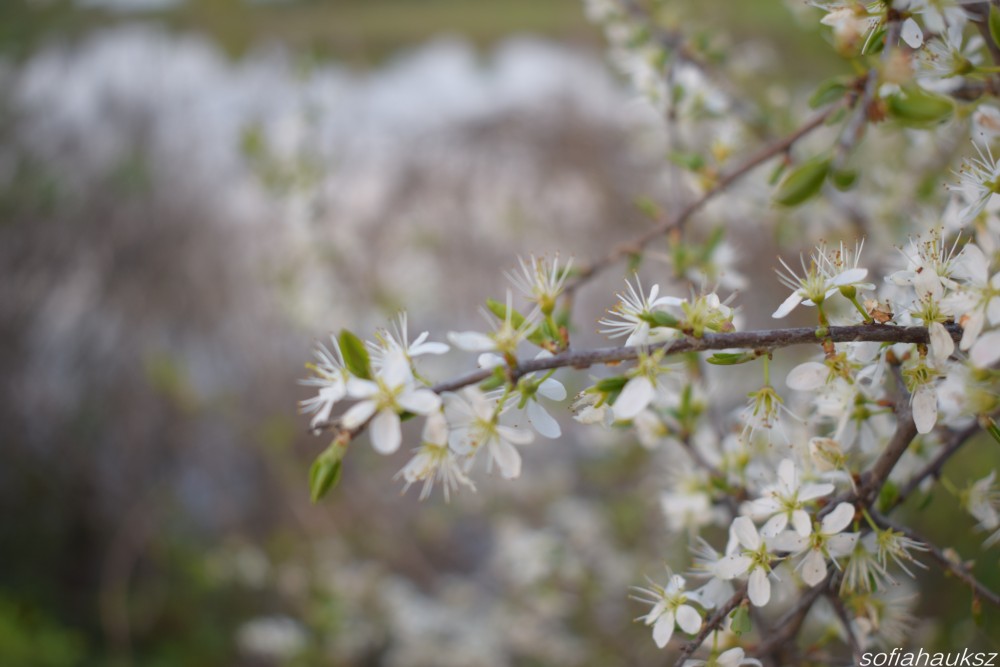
[398,388,442,415]
[831,267,868,286]
[491,439,522,479]
[715,555,752,579]
[527,400,561,439]
[901,18,923,48]
[341,399,377,429]
[732,516,761,550]
[801,549,828,586]
[798,482,835,502]
[371,409,402,454]
[537,378,567,401]
[772,292,803,319]
[971,330,1000,367]
[911,384,938,434]
[410,340,449,356]
[613,375,654,420]
[786,361,828,391]
[497,424,534,446]
[821,502,856,535]
[652,612,675,648]
[346,378,378,399]
[447,331,496,352]
[791,510,813,537]
[748,568,771,607]
[675,604,702,635]
[760,513,788,538]
[929,321,954,364]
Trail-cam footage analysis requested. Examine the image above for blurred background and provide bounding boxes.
[3,1,999,665]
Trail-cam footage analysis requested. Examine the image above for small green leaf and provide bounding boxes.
[593,376,628,393]
[668,151,706,172]
[309,453,343,502]
[886,87,953,125]
[638,310,681,328]
[729,604,752,636]
[809,77,848,109]
[486,298,525,327]
[634,197,662,220]
[990,4,1000,49]
[984,417,1000,445]
[877,480,899,513]
[338,329,372,380]
[773,156,831,207]
[707,351,757,365]
[830,168,857,191]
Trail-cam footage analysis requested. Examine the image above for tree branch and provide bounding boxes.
[565,101,846,294]
[869,511,1000,608]
[672,584,747,667]
[890,422,983,511]
[315,324,961,434]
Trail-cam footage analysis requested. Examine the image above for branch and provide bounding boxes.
[316,324,961,434]
[890,422,983,511]
[672,584,747,667]
[752,573,831,659]
[869,511,1000,608]
[565,101,845,294]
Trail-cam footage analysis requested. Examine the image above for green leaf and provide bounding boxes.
[668,151,706,172]
[707,351,757,365]
[886,87,953,125]
[809,77,848,109]
[638,310,681,328]
[309,453,343,502]
[479,366,507,391]
[990,4,1000,49]
[773,156,831,207]
[830,168,857,191]
[634,197,662,220]
[877,480,899,513]
[593,376,628,393]
[729,604,752,636]
[985,417,1000,445]
[338,329,372,380]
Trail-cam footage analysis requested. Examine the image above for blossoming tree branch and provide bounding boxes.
[300,0,1000,664]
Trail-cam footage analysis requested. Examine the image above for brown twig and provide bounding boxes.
[564,102,845,294]
[890,422,983,510]
[672,584,747,667]
[869,511,1000,607]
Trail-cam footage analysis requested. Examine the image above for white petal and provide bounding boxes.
[422,411,448,445]
[929,321,954,364]
[971,330,1000,367]
[770,532,807,553]
[772,292,803,319]
[732,516,761,550]
[821,502,856,535]
[901,18,923,48]
[527,400,561,439]
[798,482,835,502]
[409,340,449,356]
[777,458,798,492]
[370,409,402,454]
[491,439,522,479]
[827,532,858,557]
[911,385,938,435]
[791,510,813,537]
[786,362,828,391]
[801,549,828,586]
[380,356,412,388]
[715,555,752,579]
[675,604,702,635]
[341,399,377,429]
[537,378,567,401]
[652,612,675,648]
[613,376,654,420]
[477,353,505,369]
[760,514,787,538]
[398,388,442,415]
[748,568,771,607]
[346,378,378,399]
[497,424,534,446]
[957,244,989,284]
[447,331,496,352]
[831,267,868,286]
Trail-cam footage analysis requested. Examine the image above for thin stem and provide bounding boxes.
[869,511,1000,608]
[565,101,847,294]
[671,585,747,667]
